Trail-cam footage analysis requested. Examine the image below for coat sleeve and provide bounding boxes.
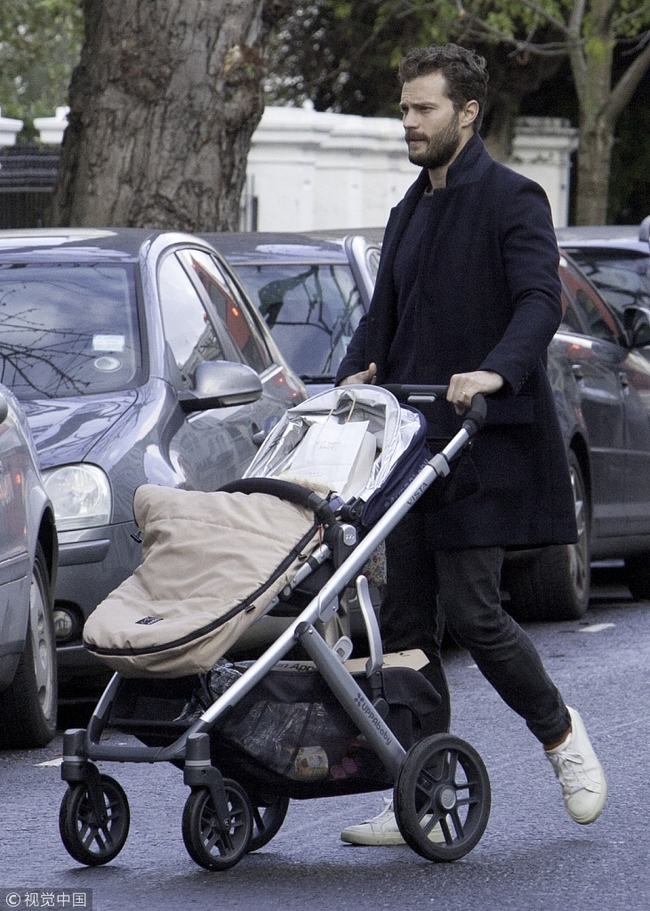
[479,178,562,395]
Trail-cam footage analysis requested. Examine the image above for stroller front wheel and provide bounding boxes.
[182,780,253,871]
[394,733,491,862]
[59,775,130,866]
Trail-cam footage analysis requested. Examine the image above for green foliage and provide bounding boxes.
[0,0,83,133]
[265,0,650,221]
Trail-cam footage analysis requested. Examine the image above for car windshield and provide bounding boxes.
[232,262,364,380]
[564,248,650,315]
[0,262,142,400]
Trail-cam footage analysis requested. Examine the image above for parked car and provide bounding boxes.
[547,217,650,609]
[501,250,650,620]
[201,231,381,394]
[0,228,306,695]
[557,217,650,324]
[205,229,650,623]
[0,383,57,747]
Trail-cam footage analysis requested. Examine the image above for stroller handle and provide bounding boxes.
[219,477,337,527]
[382,383,448,403]
[382,384,487,438]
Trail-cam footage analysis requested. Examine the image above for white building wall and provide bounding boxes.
[247,107,578,230]
[32,105,578,229]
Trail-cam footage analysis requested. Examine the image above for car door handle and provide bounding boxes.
[571,364,584,379]
[618,371,630,388]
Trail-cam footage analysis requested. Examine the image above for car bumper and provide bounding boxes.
[54,520,141,688]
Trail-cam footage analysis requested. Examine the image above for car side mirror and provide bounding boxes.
[0,393,8,425]
[623,306,650,348]
[178,361,263,413]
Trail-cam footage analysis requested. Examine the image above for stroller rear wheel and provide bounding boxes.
[182,779,253,871]
[394,733,491,862]
[59,774,130,866]
[248,795,290,852]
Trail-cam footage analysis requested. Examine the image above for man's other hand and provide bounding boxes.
[339,362,378,386]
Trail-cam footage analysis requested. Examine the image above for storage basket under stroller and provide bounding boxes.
[105,656,442,799]
[59,384,492,871]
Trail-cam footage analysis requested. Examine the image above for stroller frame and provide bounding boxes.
[59,387,491,869]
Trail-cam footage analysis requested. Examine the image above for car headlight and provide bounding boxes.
[42,464,112,531]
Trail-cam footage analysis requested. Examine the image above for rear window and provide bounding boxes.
[0,262,142,400]
[564,248,650,315]
[233,262,364,380]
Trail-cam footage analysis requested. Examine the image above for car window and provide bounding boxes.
[575,287,621,343]
[0,262,142,400]
[180,249,272,374]
[559,291,585,335]
[563,248,650,315]
[158,253,235,389]
[233,262,364,379]
[560,260,623,345]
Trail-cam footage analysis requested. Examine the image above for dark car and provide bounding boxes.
[0,228,306,694]
[545,218,650,608]
[0,383,58,747]
[201,231,381,394]
[501,251,650,621]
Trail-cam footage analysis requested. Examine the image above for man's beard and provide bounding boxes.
[406,113,462,169]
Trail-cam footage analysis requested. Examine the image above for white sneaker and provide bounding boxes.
[545,707,607,825]
[341,798,445,846]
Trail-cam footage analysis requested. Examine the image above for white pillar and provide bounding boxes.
[33,106,69,144]
[506,117,578,228]
[0,108,24,146]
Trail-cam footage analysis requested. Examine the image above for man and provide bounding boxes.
[337,44,606,846]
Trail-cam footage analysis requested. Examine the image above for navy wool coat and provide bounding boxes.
[335,134,577,549]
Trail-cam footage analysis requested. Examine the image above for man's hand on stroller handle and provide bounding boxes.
[338,363,501,415]
[447,370,503,415]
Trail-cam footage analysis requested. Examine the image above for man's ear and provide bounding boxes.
[461,100,479,128]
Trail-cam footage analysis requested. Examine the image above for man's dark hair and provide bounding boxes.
[398,44,488,132]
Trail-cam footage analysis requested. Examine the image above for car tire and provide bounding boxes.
[501,451,590,623]
[0,542,58,748]
[624,554,650,601]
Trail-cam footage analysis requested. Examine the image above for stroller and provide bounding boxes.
[58,384,491,870]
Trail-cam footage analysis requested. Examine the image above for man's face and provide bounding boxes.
[400,71,463,170]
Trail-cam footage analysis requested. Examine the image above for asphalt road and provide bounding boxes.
[0,569,646,911]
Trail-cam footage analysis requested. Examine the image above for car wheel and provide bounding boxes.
[501,451,590,622]
[624,554,650,601]
[0,542,58,748]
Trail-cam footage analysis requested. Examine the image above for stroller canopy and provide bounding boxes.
[245,385,428,524]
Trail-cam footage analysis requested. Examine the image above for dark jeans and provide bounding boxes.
[380,511,571,745]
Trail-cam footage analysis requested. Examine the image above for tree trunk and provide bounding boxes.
[574,114,614,225]
[49,0,270,231]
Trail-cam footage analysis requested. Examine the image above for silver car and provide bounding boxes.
[0,384,57,747]
[0,228,306,696]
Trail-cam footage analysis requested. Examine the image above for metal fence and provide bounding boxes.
[0,145,59,228]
